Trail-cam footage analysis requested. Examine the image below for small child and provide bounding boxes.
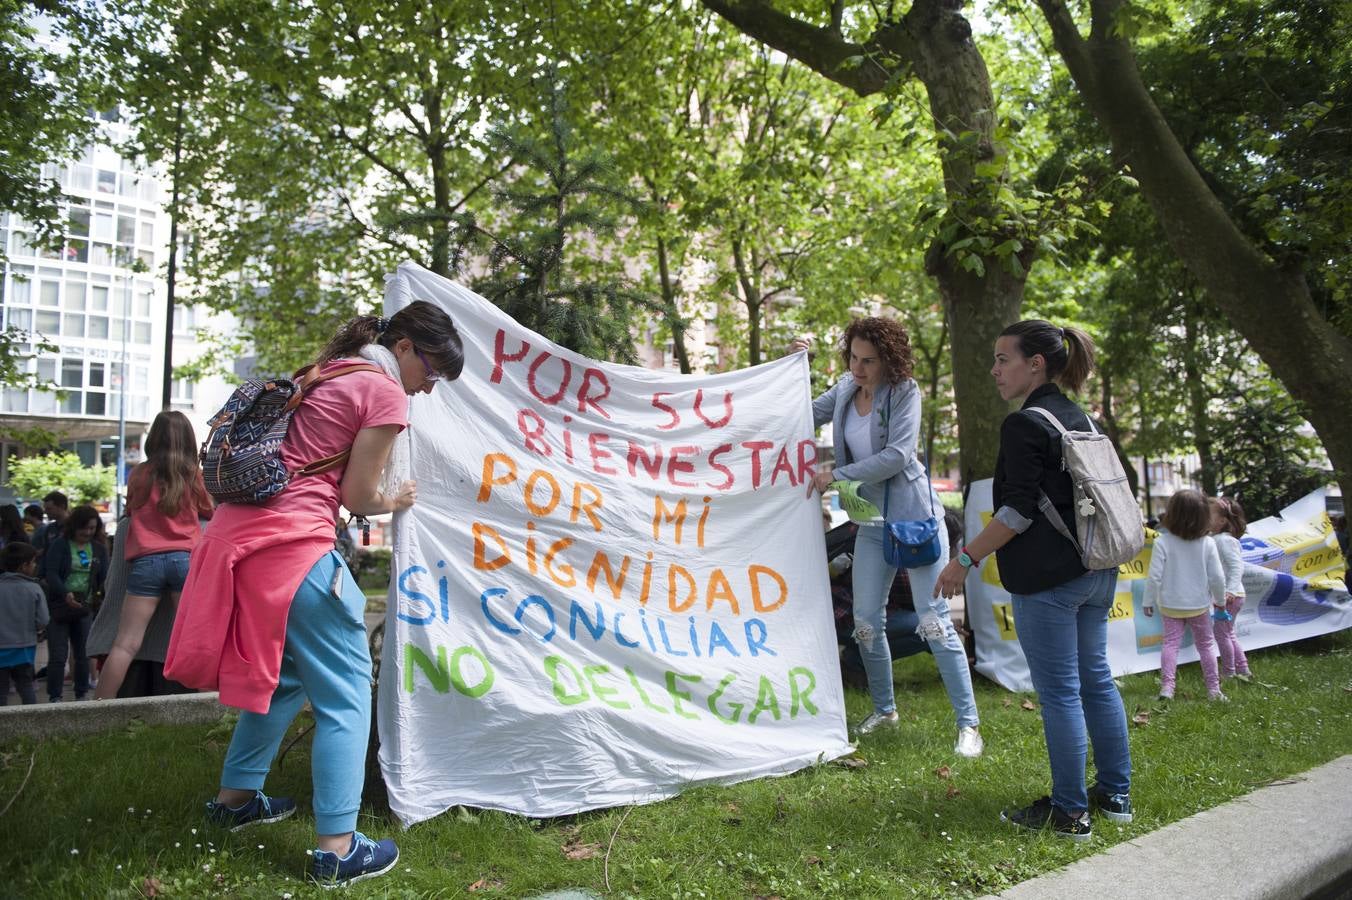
[0,543,50,705]
[1210,496,1252,682]
[1143,489,1227,701]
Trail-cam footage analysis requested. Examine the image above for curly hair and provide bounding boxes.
[839,316,914,384]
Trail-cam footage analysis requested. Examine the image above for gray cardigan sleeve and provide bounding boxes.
[832,379,920,485]
[811,379,842,429]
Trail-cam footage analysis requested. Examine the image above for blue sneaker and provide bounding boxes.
[205,791,297,831]
[310,831,400,888]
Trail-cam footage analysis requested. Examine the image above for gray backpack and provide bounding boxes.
[1028,407,1145,571]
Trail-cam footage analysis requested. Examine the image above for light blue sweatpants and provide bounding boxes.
[221,550,372,834]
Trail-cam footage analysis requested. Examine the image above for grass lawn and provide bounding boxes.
[3,630,1350,899]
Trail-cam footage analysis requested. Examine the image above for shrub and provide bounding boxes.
[5,451,115,504]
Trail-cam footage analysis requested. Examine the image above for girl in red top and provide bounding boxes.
[95,410,213,700]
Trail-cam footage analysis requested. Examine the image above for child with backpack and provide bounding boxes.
[1143,489,1227,701]
[1209,496,1252,683]
[0,543,49,705]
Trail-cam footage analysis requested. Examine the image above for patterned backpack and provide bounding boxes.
[199,362,383,504]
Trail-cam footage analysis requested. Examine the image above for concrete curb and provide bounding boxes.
[981,754,1352,900]
[0,692,228,743]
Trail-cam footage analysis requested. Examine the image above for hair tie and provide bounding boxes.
[376,316,390,333]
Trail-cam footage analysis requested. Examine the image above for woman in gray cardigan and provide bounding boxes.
[797,317,982,754]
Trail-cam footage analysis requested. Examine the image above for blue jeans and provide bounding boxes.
[1012,568,1131,813]
[126,550,191,596]
[46,614,91,701]
[852,526,980,727]
[221,551,372,834]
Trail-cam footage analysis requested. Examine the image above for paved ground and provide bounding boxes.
[980,754,1352,900]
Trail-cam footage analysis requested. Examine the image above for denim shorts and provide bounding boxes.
[125,550,191,596]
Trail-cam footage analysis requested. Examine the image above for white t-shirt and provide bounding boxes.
[843,401,873,467]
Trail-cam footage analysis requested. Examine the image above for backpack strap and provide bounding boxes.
[288,361,388,476]
[284,362,385,413]
[1026,406,1085,555]
[1027,404,1098,435]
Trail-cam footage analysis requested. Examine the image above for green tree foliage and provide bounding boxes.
[471,83,657,362]
[6,451,114,503]
[1210,384,1327,519]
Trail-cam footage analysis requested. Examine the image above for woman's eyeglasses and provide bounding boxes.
[414,349,443,386]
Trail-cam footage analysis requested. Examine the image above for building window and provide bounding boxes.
[171,377,194,410]
[173,304,197,336]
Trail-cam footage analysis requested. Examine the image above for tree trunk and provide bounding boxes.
[1181,298,1216,495]
[731,235,764,367]
[702,0,1026,481]
[161,103,184,412]
[1098,368,1140,498]
[656,235,693,374]
[1036,0,1352,505]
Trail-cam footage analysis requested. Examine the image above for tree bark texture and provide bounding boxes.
[701,0,1025,481]
[1036,0,1352,503]
[656,235,693,373]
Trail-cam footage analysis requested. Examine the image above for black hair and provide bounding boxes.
[63,505,101,541]
[999,319,1096,394]
[318,299,465,382]
[0,542,37,572]
[0,504,24,543]
[43,490,69,509]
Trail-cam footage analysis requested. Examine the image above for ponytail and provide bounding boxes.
[1000,319,1096,394]
[317,300,465,382]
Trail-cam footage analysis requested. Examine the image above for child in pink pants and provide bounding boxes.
[1143,490,1227,701]
[1210,496,1252,681]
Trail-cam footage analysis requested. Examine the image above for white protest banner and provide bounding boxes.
[376,262,852,825]
[966,481,1351,692]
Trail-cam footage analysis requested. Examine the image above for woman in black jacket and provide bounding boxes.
[43,504,108,702]
[933,319,1131,842]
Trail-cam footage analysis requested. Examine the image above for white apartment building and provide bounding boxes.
[0,110,236,489]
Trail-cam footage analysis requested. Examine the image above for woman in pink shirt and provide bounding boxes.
[166,300,463,888]
[96,411,213,700]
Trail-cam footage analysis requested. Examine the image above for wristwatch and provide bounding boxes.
[957,546,979,569]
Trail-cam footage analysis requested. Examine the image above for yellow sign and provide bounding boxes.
[991,602,1018,641]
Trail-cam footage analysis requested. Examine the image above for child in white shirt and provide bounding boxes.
[1209,496,1252,682]
[1143,490,1227,701]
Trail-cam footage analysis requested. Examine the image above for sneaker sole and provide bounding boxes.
[1096,809,1134,824]
[1000,811,1093,841]
[314,846,400,889]
[227,805,296,833]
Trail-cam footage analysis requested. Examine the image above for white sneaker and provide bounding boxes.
[855,711,900,735]
[955,726,984,758]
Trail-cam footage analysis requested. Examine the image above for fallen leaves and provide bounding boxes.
[835,756,868,769]
[934,765,952,780]
[946,783,962,799]
[140,877,163,897]
[467,877,504,892]
[1021,699,1037,711]
[561,838,601,861]
[1131,708,1151,727]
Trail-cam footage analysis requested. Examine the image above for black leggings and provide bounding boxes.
[0,662,37,705]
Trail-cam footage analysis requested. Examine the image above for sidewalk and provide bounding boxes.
[981,754,1352,900]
